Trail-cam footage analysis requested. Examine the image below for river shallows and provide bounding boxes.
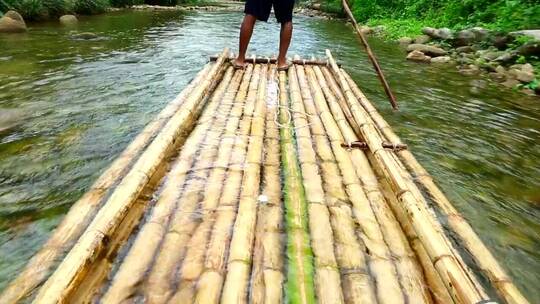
[0,9,538,302]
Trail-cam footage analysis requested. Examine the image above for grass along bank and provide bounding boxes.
[307,0,540,96]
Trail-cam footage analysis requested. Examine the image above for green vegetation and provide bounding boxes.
[0,0,209,20]
[319,0,540,38]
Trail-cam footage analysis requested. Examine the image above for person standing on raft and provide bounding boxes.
[233,0,294,71]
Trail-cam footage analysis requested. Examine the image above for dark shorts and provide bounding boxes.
[244,0,294,23]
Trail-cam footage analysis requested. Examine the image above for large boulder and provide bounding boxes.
[470,27,490,41]
[510,30,540,41]
[406,50,431,63]
[434,28,453,40]
[414,35,430,44]
[0,11,26,33]
[509,63,535,83]
[456,46,474,53]
[406,44,447,57]
[454,30,476,46]
[59,15,78,26]
[422,27,437,37]
[517,40,540,57]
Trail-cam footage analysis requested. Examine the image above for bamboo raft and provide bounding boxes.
[0,48,530,304]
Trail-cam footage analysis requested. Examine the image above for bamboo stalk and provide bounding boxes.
[341,0,398,110]
[326,49,488,304]
[276,67,316,304]
[189,63,262,304]
[288,62,344,304]
[341,69,530,304]
[99,66,238,303]
[221,64,269,304]
[141,63,258,304]
[312,65,433,303]
[249,66,284,304]
[31,48,230,304]
[297,63,404,304]
[294,65,378,304]
[0,63,214,304]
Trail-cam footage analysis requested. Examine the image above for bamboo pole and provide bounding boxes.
[248,66,284,304]
[294,64,378,304]
[341,70,530,304]
[312,65,433,304]
[31,48,230,304]
[100,66,238,303]
[142,63,258,304]
[189,63,262,304]
[297,63,405,304]
[276,67,316,304]
[325,49,488,304]
[220,64,269,303]
[341,0,398,110]
[288,62,345,304]
[0,63,214,304]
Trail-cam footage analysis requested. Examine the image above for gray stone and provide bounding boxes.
[521,63,534,74]
[0,11,26,33]
[491,34,514,50]
[456,46,474,53]
[517,41,540,56]
[501,79,521,88]
[454,30,476,46]
[407,44,447,57]
[481,50,506,61]
[359,26,372,35]
[495,65,506,74]
[397,37,413,46]
[436,28,453,40]
[71,32,99,40]
[414,35,431,44]
[489,72,506,82]
[494,52,517,64]
[372,25,386,34]
[512,70,535,83]
[430,56,452,63]
[59,15,78,26]
[422,27,437,37]
[459,68,480,76]
[406,50,431,63]
[471,27,490,41]
[510,30,540,41]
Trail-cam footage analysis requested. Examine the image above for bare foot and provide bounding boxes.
[233,58,247,69]
[277,59,290,71]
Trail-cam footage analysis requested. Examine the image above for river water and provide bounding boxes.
[0,9,538,301]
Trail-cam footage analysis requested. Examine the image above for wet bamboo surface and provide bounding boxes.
[2,49,528,304]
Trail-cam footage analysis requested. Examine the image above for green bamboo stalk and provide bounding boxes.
[278,70,316,304]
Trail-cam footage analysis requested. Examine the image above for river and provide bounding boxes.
[0,9,538,301]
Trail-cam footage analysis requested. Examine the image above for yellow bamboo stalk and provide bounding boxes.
[100,66,238,303]
[191,63,263,304]
[337,69,486,303]
[143,64,258,304]
[297,63,405,304]
[289,62,345,304]
[0,63,214,304]
[31,48,230,304]
[312,65,432,303]
[342,69,530,304]
[326,49,488,304]
[221,64,269,304]
[248,67,284,304]
[293,66,377,304]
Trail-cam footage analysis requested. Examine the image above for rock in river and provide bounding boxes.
[60,15,78,26]
[397,37,413,46]
[0,10,27,33]
[71,32,99,40]
[406,50,431,63]
[454,30,476,46]
[431,56,452,64]
[407,44,447,57]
